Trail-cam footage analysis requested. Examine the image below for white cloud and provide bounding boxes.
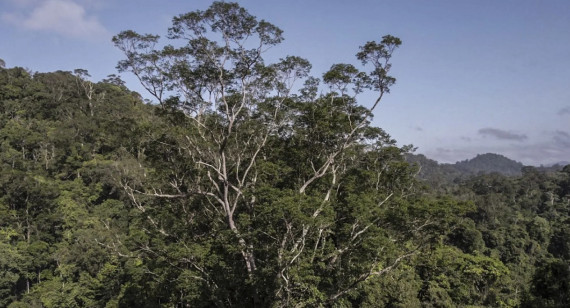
[2,0,108,39]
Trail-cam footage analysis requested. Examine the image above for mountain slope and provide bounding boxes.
[453,153,523,176]
[405,153,525,188]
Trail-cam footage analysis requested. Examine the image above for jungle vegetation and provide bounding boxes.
[0,2,569,307]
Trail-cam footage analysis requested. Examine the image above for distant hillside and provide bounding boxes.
[536,161,570,173]
[404,154,460,186]
[405,153,525,188]
[453,153,523,176]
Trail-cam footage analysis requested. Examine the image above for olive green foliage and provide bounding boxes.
[1,2,570,307]
[0,66,151,307]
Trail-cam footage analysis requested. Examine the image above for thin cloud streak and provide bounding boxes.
[558,106,570,116]
[478,127,528,142]
[553,130,570,148]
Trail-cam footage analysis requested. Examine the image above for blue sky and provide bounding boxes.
[1,0,569,165]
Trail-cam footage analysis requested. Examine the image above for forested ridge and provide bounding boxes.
[1,2,569,307]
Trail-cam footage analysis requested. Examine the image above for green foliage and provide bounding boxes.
[1,2,570,307]
[0,62,148,306]
[418,246,511,307]
[524,258,570,308]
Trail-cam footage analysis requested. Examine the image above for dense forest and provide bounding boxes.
[1,2,569,307]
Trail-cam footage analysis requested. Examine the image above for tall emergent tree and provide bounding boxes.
[112,2,454,306]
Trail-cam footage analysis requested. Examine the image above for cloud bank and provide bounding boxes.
[2,0,108,39]
[478,127,528,141]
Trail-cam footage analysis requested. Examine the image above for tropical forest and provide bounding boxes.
[0,2,569,307]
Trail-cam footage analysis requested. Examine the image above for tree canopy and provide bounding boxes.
[0,2,569,307]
